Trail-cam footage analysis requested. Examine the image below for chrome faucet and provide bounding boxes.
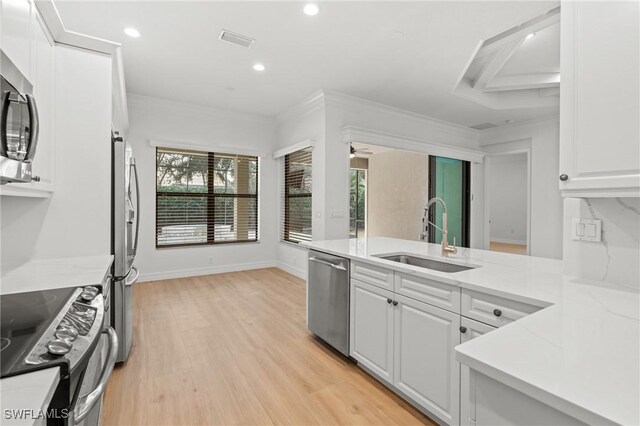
[419,197,458,257]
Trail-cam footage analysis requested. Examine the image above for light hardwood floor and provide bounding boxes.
[489,241,527,255]
[101,268,436,426]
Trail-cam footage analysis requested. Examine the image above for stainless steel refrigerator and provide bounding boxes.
[111,131,139,363]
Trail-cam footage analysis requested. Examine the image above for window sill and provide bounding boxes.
[156,240,261,250]
[279,240,310,249]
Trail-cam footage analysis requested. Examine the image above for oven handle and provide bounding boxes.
[72,327,118,424]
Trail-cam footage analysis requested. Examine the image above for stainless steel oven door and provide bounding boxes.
[70,327,118,426]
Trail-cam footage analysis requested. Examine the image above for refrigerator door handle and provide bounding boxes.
[131,159,140,260]
[125,266,139,287]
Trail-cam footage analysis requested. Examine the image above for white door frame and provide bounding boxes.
[483,148,532,255]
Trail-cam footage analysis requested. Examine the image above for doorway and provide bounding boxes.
[427,156,471,248]
[484,151,530,255]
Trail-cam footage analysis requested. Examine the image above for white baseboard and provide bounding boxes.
[490,238,527,245]
[276,261,306,280]
[138,260,277,282]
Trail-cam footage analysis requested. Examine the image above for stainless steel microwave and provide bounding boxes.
[0,49,40,184]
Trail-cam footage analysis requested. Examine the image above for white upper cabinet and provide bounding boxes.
[559,1,640,197]
[1,0,35,82]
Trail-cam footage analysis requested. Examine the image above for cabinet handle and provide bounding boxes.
[392,301,398,306]
[559,174,569,182]
[493,309,502,317]
[386,298,392,304]
[459,326,467,333]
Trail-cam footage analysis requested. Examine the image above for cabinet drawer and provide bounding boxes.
[461,289,540,327]
[394,272,459,313]
[351,261,394,291]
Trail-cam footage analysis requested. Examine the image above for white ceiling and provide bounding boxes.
[55,1,560,127]
[497,24,560,77]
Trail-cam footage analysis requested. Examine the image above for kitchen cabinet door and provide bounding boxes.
[393,294,460,425]
[559,1,640,197]
[30,13,55,191]
[350,278,395,384]
[460,317,495,426]
[1,0,35,82]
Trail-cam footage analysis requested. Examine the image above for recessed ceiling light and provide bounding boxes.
[505,119,515,124]
[124,27,140,38]
[303,3,319,16]
[253,63,266,72]
[525,32,535,41]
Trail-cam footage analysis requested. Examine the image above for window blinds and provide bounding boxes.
[282,147,312,243]
[156,147,258,247]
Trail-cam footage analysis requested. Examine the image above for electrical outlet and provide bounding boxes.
[572,219,602,242]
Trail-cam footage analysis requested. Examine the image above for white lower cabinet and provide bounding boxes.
[350,278,395,383]
[351,276,461,425]
[459,318,496,426]
[394,294,461,425]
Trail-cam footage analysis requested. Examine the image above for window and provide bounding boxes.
[349,168,366,238]
[282,147,312,243]
[156,147,258,247]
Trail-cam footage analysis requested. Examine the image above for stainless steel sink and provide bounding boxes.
[375,254,477,273]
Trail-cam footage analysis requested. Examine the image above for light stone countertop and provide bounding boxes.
[1,255,113,295]
[0,255,113,425]
[0,368,61,426]
[302,237,639,426]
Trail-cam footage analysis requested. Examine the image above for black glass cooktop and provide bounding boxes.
[0,287,75,377]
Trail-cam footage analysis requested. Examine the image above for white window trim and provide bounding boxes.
[272,138,316,159]
[149,139,267,158]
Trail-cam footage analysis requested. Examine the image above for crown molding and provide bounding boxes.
[128,93,275,126]
[323,90,479,140]
[276,90,326,123]
[35,0,120,55]
[342,126,485,163]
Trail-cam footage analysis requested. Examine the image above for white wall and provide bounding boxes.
[488,153,528,244]
[480,117,562,259]
[273,90,481,277]
[367,150,429,240]
[273,96,326,279]
[563,197,640,290]
[126,95,278,282]
[1,45,112,269]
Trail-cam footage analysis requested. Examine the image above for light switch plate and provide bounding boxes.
[572,218,602,242]
[330,209,344,218]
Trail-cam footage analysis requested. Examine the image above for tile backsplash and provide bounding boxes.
[564,197,640,290]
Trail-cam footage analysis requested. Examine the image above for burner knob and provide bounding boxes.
[55,327,79,342]
[80,291,96,301]
[83,286,99,296]
[80,286,99,301]
[47,339,72,356]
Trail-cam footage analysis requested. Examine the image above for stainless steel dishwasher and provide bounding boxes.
[307,250,350,356]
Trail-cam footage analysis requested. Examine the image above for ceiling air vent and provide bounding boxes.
[219,29,255,48]
[469,122,498,130]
